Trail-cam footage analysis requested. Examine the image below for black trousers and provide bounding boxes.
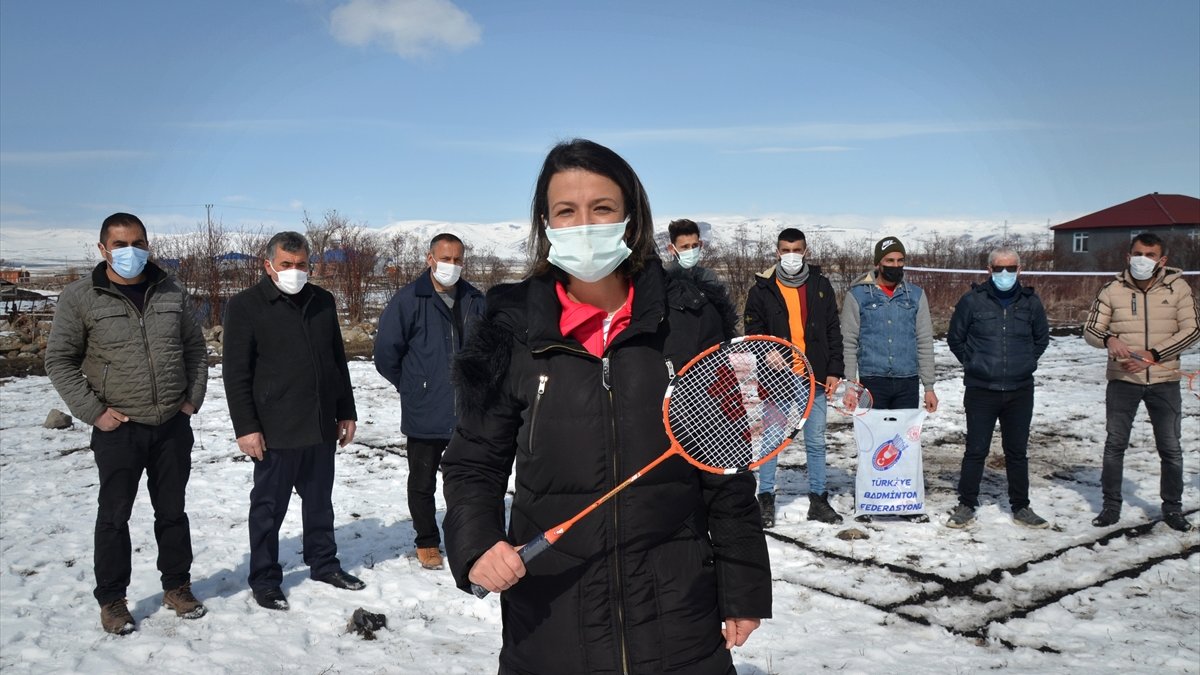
[248,442,340,591]
[407,437,447,548]
[958,386,1035,511]
[1101,380,1184,514]
[860,375,920,410]
[91,412,194,605]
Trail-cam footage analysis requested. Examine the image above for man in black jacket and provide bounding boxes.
[945,248,1050,529]
[374,233,485,570]
[743,228,845,526]
[223,231,363,611]
[664,219,738,344]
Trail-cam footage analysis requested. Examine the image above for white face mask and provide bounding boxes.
[676,247,701,269]
[269,262,308,295]
[432,261,462,287]
[779,252,805,275]
[1128,255,1159,281]
[545,220,632,283]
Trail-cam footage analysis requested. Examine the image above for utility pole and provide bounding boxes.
[205,203,213,238]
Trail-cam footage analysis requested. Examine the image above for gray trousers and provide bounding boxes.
[1101,380,1184,514]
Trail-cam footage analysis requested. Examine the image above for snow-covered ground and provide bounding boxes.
[1,337,1197,674]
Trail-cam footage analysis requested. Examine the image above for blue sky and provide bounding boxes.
[2,0,1198,247]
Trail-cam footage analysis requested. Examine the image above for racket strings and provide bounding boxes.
[667,340,813,470]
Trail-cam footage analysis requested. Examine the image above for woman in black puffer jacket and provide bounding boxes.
[442,139,771,675]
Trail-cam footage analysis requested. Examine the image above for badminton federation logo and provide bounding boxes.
[872,435,908,471]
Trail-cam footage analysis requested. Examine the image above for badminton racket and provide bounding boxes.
[826,380,873,416]
[1127,352,1200,399]
[471,335,816,597]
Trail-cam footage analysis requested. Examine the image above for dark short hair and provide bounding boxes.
[430,232,464,251]
[265,231,310,259]
[777,228,806,245]
[668,219,701,243]
[1130,232,1166,255]
[99,212,147,246]
[529,138,657,277]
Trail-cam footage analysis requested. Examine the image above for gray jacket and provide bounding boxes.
[46,262,208,426]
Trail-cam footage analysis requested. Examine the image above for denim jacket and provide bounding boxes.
[840,270,935,388]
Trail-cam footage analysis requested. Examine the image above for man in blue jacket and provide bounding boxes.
[945,248,1050,529]
[375,233,485,569]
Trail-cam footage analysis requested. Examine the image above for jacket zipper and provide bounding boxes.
[601,354,629,675]
[528,374,548,455]
[1000,302,1009,391]
[532,342,629,671]
[138,314,160,420]
[134,280,162,423]
[299,295,323,424]
[449,315,459,423]
[1139,287,1151,384]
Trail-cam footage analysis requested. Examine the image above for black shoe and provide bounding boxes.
[316,570,366,591]
[1163,512,1195,532]
[854,514,873,523]
[946,504,975,529]
[757,493,776,529]
[1091,508,1120,527]
[253,587,289,611]
[1014,507,1050,529]
[807,493,843,524]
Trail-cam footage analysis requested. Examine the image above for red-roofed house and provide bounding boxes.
[1050,193,1199,270]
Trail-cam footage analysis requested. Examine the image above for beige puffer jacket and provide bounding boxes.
[45,262,208,426]
[1084,266,1200,384]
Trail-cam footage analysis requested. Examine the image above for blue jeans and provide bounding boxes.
[957,386,1034,511]
[757,389,827,495]
[1101,380,1184,514]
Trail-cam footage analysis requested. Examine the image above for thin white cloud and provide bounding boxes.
[0,203,36,216]
[601,120,1046,145]
[329,0,482,58]
[732,145,854,154]
[0,150,149,166]
[170,119,312,132]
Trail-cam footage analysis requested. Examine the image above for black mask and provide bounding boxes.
[879,266,904,284]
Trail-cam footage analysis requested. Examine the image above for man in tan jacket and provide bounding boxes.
[1084,232,1199,532]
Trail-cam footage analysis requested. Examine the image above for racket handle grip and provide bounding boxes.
[469,533,553,599]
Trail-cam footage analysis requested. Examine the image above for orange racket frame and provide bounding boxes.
[471,335,815,597]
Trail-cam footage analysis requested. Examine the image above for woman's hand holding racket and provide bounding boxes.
[469,336,816,598]
[467,540,526,594]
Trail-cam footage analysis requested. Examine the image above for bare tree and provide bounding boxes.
[153,221,228,328]
[705,223,774,332]
[381,231,427,295]
[332,224,382,324]
[464,242,513,291]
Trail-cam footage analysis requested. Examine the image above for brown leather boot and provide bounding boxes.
[162,582,208,619]
[416,547,444,570]
[100,598,136,635]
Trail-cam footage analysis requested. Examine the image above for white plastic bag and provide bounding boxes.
[853,408,929,516]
